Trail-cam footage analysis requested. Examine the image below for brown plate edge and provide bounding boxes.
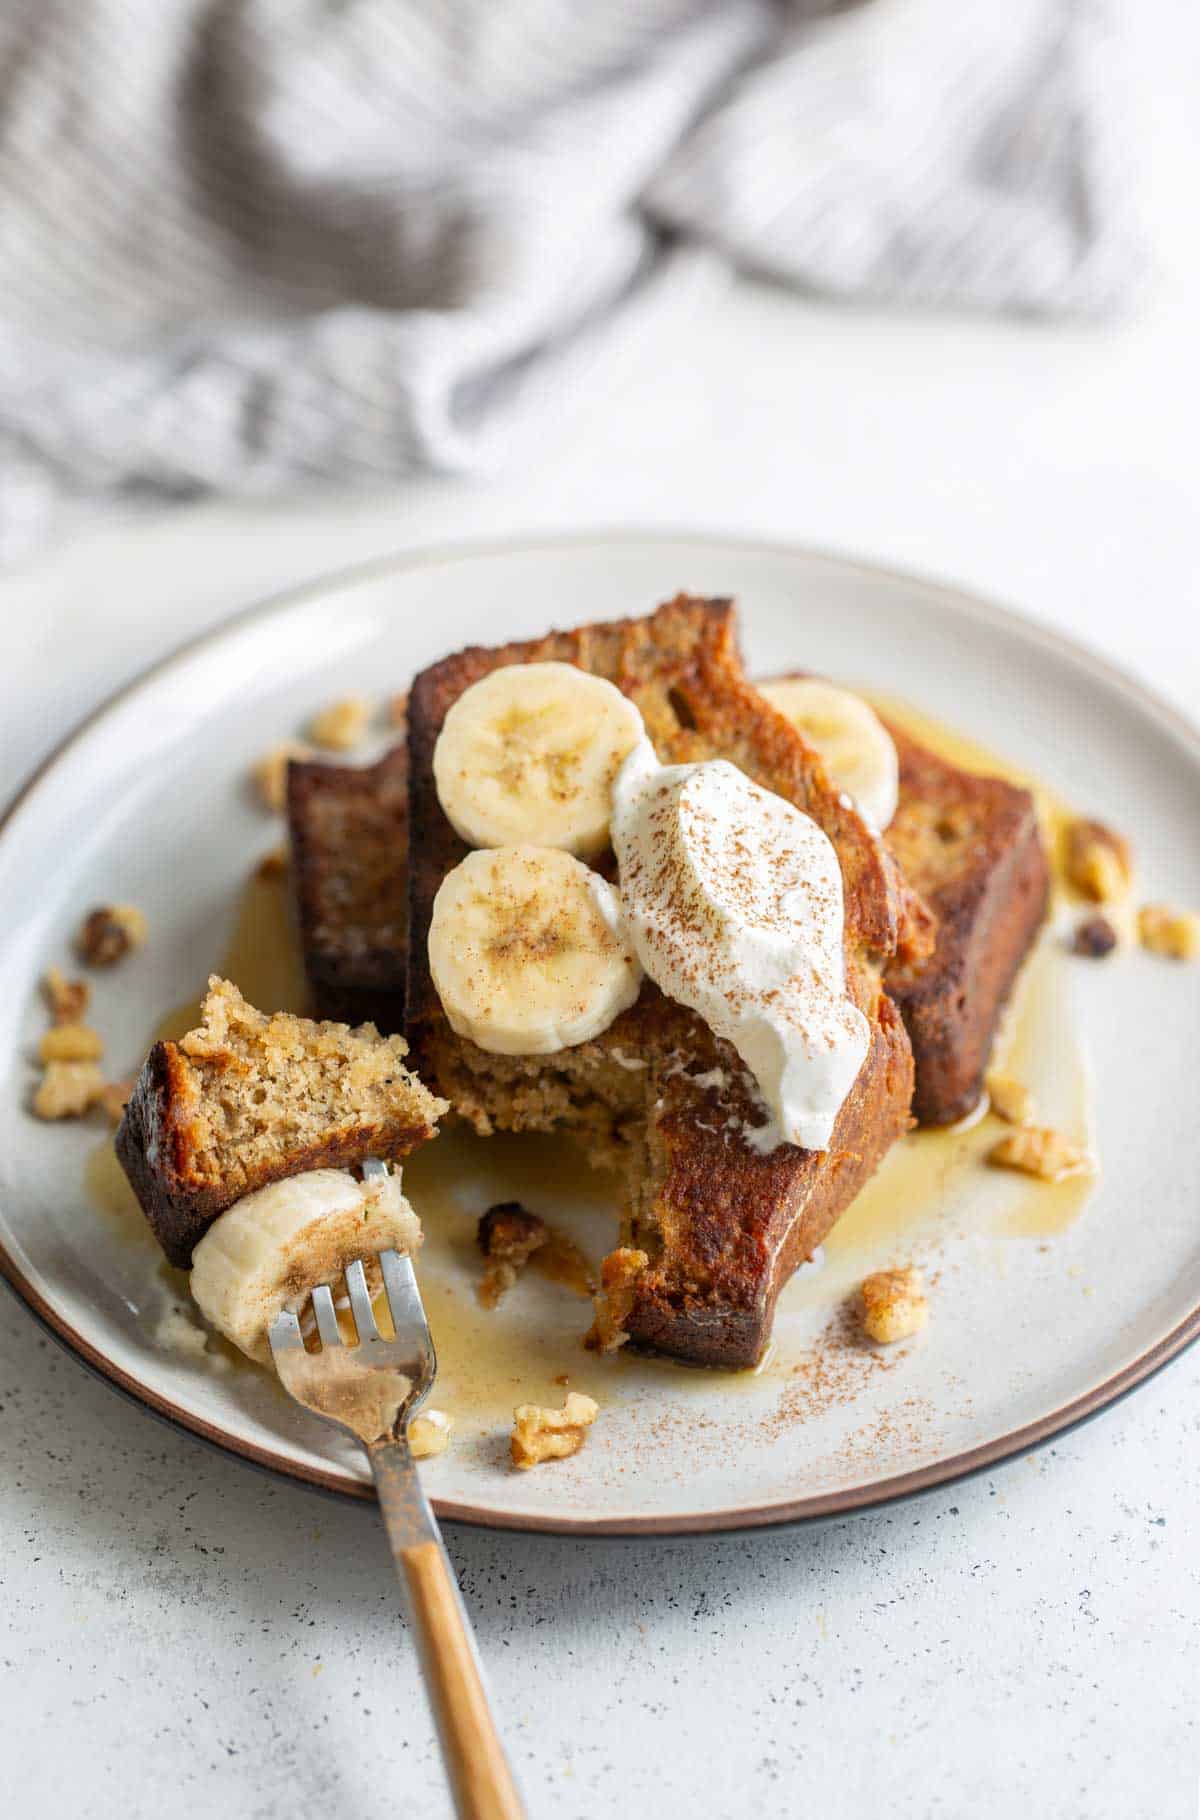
[4,1246,1198,1534]
[3,527,1199,1536]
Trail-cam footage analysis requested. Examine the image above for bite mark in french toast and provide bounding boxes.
[282,606,1050,1354]
[404,597,924,1368]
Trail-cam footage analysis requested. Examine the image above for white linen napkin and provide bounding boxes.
[0,0,1139,558]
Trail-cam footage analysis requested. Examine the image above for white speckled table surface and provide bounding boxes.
[4,15,1199,1811]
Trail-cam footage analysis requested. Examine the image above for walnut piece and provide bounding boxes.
[987,1127,1093,1183]
[986,1072,1034,1126]
[476,1201,549,1308]
[584,1246,649,1353]
[510,1392,599,1469]
[389,691,409,731]
[1072,914,1119,959]
[1065,819,1132,904]
[39,1023,104,1063]
[1138,904,1200,961]
[859,1267,928,1345]
[33,1060,107,1120]
[77,904,147,967]
[310,695,371,752]
[42,966,90,1024]
[409,1409,454,1459]
[253,741,311,813]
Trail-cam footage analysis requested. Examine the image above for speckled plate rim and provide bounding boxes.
[3,527,1199,1537]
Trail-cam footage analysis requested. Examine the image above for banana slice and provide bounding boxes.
[758,677,899,832]
[428,845,642,1055]
[189,1168,421,1362]
[433,662,644,856]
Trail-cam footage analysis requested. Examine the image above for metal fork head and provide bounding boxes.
[269,1247,437,1448]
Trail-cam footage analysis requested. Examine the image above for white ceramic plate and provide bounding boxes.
[3,533,1199,1535]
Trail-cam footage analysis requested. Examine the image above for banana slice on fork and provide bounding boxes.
[190,1167,420,1362]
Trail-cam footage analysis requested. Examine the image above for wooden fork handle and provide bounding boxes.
[370,1437,525,1820]
[400,1540,525,1820]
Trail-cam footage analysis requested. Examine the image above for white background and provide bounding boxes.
[3,10,1198,1816]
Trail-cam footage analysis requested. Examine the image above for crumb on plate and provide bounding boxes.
[510,1392,599,1469]
[42,966,90,1024]
[1071,914,1119,959]
[33,1059,107,1120]
[986,1072,1034,1126]
[154,1303,210,1360]
[859,1266,928,1345]
[476,1201,548,1308]
[39,1023,104,1064]
[987,1126,1093,1183]
[77,904,146,967]
[253,742,311,813]
[1137,903,1200,961]
[409,1409,454,1459]
[310,696,371,752]
[1064,819,1132,904]
[584,1246,649,1353]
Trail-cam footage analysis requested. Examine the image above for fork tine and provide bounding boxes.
[380,1248,426,1337]
[345,1258,380,1341]
[267,1309,306,1357]
[311,1283,342,1347]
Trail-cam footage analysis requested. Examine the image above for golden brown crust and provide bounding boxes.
[405,597,919,1368]
[883,722,1050,1125]
[620,993,913,1365]
[287,745,409,1030]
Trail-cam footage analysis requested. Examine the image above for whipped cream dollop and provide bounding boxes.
[611,740,869,1153]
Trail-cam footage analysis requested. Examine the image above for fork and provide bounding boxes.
[269,1167,525,1820]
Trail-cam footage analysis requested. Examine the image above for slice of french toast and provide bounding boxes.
[287,745,409,1032]
[116,978,445,1267]
[881,723,1050,1125]
[404,597,929,1368]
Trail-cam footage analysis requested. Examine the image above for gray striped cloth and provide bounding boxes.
[0,0,1138,558]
